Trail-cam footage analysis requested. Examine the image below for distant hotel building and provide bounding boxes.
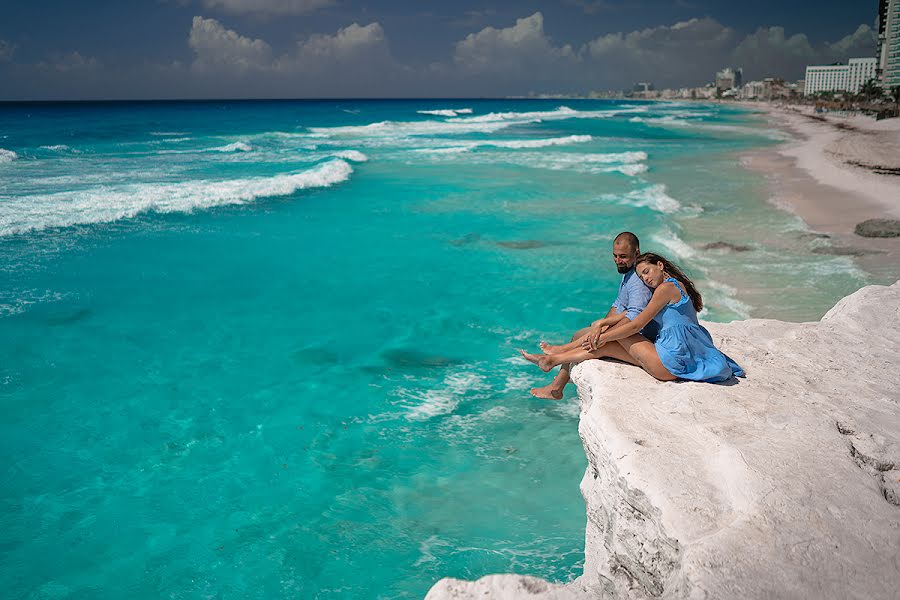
[878,0,900,87]
[804,58,876,95]
[715,67,743,91]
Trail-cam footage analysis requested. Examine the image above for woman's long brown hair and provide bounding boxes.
[635,252,703,312]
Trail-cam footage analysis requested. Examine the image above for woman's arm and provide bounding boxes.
[590,310,628,331]
[596,283,678,345]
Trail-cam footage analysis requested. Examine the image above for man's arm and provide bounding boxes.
[594,283,678,346]
[591,305,623,329]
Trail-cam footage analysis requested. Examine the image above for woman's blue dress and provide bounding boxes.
[653,278,744,382]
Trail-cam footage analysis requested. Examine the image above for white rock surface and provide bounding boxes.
[427,282,900,599]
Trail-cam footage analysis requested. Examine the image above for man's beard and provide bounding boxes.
[616,264,631,274]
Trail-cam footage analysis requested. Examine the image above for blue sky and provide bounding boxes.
[0,0,881,99]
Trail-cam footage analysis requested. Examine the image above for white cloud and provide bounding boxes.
[732,23,875,80]
[189,16,272,72]
[583,17,877,87]
[291,22,389,66]
[826,24,877,57]
[201,0,333,17]
[454,12,578,76]
[586,17,737,87]
[182,16,399,95]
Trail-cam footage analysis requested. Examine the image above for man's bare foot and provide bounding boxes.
[519,350,555,372]
[539,341,563,354]
[530,384,563,400]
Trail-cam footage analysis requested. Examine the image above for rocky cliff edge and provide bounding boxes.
[427,281,900,600]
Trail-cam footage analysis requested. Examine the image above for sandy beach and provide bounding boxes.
[741,103,900,286]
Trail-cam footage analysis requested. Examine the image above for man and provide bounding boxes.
[530,231,658,399]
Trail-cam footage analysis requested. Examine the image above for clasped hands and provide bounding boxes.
[580,326,606,351]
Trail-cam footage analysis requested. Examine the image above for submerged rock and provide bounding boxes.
[701,241,753,252]
[380,348,461,369]
[427,281,900,599]
[854,218,900,238]
[811,245,882,256]
[496,240,547,250]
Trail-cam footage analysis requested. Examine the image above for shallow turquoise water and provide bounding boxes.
[0,100,869,598]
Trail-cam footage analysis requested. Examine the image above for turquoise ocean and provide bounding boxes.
[0,100,870,598]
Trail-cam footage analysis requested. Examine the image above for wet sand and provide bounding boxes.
[740,103,900,288]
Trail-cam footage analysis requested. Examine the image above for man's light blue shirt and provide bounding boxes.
[612,268,658,340]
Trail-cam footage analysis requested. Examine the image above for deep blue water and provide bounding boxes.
[0,99,867,598]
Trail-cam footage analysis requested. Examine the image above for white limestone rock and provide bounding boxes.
[425,575,594,599]
[427,281,900,599]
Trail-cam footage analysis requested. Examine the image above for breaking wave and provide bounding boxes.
[330,150,368,162]
[411,135,593,154]
[0,148,18,163]
[417,108,474,117]
[605,184,681,213]
[416,148,648,177]
[211,141,253,153]
[308,106,645,140]
[0,159,354,236]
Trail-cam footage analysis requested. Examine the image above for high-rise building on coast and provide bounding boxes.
[877,0,900,87]
[804,58,876,95]
[715,67,743,92]
[848,58,878,91]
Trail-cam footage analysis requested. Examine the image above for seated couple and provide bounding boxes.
[522,232,743,399]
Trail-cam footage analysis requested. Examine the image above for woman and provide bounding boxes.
[521,252,743,383]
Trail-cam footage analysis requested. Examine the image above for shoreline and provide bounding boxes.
[739,103,900,288]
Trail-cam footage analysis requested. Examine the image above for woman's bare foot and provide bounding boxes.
[530,384,563,400]
[519,350,555,372]
[539,341,563,354]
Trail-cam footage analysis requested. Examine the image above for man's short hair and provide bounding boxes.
[614,231,640,251]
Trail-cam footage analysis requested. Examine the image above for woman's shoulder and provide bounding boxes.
[654,280,680,301]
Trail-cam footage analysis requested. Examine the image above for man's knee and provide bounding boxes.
[571,326,591,342]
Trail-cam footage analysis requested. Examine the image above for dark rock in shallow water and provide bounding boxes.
[812,246,883,257]
[449,233,482,247]
[796,231,831,240]
[380,348,461,368]
[496,240,546,250]
[701,241,753,252]
[854,219,900,238]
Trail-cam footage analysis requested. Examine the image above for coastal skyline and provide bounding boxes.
[0,0,881,100]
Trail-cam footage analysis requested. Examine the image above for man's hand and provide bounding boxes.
[581,326,606,351]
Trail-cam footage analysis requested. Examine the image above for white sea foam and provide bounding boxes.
[629,115,692,126]
[331,150,368,162]
[149,131,187,136]
[456,105,644,124]
[651,228,697,259]
[704,279,752,320]
[399,370,489,421]
[502,373,537,393]
[488,134,593,149]
[0,148,18,163]
[211,141,253,153]
[0,159,353,236]
[601,163,649,176]
[601,184,681,213]
[491,150,647,176]
[404,389,460,421]
[308,106,644,140]
[411,135,592,154]
[39,144,79,153]
[308,118,534,138]
[618,184,681,213]
[417,108,474,117]
[414,146,648,177]
[159,137,192,143]
[630,116,786,140]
